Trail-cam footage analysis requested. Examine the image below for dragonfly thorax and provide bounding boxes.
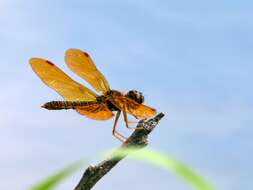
[105,90,122,96]
[105,89,144,104]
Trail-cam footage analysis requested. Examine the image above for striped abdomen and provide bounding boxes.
[41,101,96,110]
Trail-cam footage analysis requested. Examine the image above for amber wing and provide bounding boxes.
[109,94,156,119]
[65,49,110,95]
[76,103,114,120]
[29,58,97,101]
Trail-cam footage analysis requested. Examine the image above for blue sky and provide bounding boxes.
[0,0,252,190]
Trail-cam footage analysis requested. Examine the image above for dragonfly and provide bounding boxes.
[29,49,156,141]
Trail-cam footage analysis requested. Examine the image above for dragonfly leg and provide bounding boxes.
[112,111,126,142]
[122,106,143,130]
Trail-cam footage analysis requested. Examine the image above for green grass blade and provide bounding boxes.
[108,148,217,190]
[28,160,84,190]
[29,148,217,190]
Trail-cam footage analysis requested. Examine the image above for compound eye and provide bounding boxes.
[126,90,144,104]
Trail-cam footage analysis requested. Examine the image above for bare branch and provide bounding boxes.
[73,113,165,190]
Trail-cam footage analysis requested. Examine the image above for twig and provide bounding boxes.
[74,112,165,190]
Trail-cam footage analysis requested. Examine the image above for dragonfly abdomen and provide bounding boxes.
[41,101,95,110]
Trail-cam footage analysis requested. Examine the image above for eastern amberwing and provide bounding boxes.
[29,49,156,141]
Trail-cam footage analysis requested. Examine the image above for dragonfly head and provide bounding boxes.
[126,90,144,104]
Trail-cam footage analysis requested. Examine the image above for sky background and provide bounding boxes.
[0,0,252,190]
